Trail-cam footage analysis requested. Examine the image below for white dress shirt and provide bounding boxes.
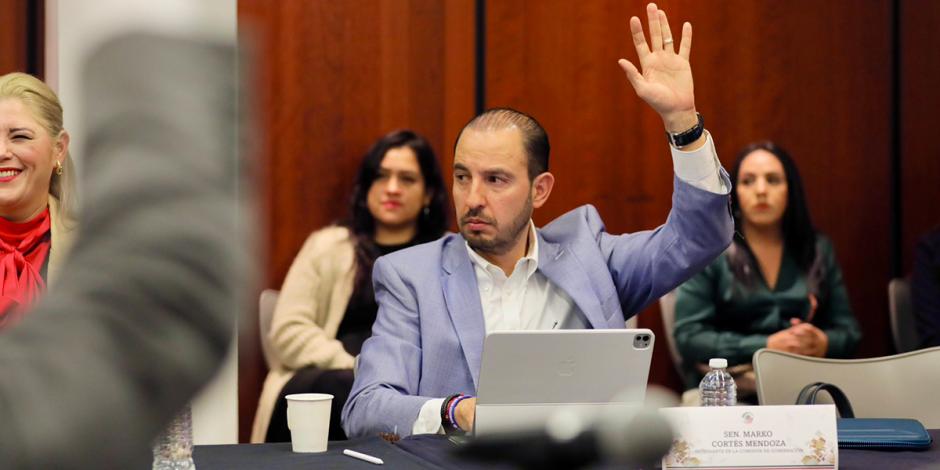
[411,133,725,434]
[468,222,588,332]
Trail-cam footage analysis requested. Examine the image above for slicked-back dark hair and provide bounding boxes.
[345,129,449,296]
[456,107,550,180]
[728,141,824,292]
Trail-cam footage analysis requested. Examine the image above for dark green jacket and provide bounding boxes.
[674,237,861,388]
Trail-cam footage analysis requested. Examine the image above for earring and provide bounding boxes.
[423,205,430,217]
[54,161,64,176]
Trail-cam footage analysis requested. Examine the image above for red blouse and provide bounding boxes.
[0,207,52,328]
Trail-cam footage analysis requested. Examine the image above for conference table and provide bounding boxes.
[194,430,940,469]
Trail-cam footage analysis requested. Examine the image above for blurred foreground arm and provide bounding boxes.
[0,34,243,468]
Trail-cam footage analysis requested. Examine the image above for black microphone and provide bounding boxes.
[454,407,674,469]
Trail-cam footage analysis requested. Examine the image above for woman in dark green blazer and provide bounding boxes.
[674,142,862,398]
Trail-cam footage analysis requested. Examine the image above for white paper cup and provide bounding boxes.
[286,393,333,453]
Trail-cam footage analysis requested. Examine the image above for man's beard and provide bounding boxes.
[461,195,533,256]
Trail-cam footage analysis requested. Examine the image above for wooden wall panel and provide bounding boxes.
[901,0,940,272]
[486,0,894,390]
[237,0,475,442]
[693,1,895,362]
[239,0,931,438]
[0,0,30,75]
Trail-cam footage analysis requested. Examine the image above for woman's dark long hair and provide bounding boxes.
[728,141,823,292]
[344,130,449,296]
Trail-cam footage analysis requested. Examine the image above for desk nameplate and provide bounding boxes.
[660,405,838,469]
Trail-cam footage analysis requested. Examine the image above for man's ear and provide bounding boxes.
[531,172,554,209]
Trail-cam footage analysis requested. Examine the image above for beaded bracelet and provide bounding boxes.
[440,394,462,431]
[449,395,472,432]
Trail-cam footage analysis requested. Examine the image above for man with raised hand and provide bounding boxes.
[344,3,732,438]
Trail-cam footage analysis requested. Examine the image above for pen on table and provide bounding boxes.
[343,449,384,465]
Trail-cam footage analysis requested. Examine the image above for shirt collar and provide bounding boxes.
[466,220,539,279]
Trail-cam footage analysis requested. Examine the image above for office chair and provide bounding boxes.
[657,290,686,380]
[753,347,940,427]
[889,278,920,353]
[258,289,280,370]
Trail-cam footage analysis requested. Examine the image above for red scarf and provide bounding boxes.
[0,207,52,328]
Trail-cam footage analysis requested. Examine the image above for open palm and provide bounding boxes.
[619,3,696,130]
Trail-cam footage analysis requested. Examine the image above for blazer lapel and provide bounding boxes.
[441,237,486,388]
[537,232,610,329]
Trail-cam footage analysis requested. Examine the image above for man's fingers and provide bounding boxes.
[646,3,662,51]
[618,59,645,90]
[678,22,692,61]
[659,10,675,54]
[629,16,650,61]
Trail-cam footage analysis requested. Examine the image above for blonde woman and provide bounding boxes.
[0,72,77,327]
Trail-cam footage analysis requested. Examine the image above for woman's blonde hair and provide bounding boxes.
[0,72,76,221]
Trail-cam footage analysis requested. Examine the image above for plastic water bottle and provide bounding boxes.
[699,358,736,406]
[153,405,196,470]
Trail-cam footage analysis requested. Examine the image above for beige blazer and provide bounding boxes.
[250,226,358,443]
[47,196,77,286]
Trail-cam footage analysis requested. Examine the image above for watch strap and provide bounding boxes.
[665,112,704,148]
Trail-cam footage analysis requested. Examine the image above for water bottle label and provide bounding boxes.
[699,369,737,406]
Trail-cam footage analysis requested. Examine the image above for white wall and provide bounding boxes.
[45,0,240,445]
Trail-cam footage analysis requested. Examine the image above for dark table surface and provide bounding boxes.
[194,430,940,469]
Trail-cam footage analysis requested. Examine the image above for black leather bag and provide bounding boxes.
[796,382,855,418]
[796,382,932,450]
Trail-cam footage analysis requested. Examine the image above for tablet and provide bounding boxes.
[474,328,655,435]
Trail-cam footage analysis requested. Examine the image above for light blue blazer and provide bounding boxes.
[342,175,733,437]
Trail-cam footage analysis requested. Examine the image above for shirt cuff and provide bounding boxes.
[670,131,726,194]
[411,398,445,435]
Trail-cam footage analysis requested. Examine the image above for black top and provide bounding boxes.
[913,228,940,348]
[335,239,418,355]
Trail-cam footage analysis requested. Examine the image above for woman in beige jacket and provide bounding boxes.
[253,130,449,442]
[0,73,77,327]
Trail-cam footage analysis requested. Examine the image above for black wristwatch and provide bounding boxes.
[441,394,461,433]
[665,112,704,148]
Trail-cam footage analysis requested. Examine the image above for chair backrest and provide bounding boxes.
[754,347,940,427]
[657,290,685,380]
[888,278,920,353]
[258,289,280,370]
[625,315,638,329]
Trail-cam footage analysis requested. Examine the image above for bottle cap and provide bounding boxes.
[708,358,728,369]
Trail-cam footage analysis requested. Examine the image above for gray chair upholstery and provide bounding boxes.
[753,347,940,427]
[889,278,920,353]
[258,289,280,370]
[657,290,684,379]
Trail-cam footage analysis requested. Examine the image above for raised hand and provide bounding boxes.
[618,3,697,134]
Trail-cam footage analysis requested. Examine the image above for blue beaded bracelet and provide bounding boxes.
[449,395,471,431]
